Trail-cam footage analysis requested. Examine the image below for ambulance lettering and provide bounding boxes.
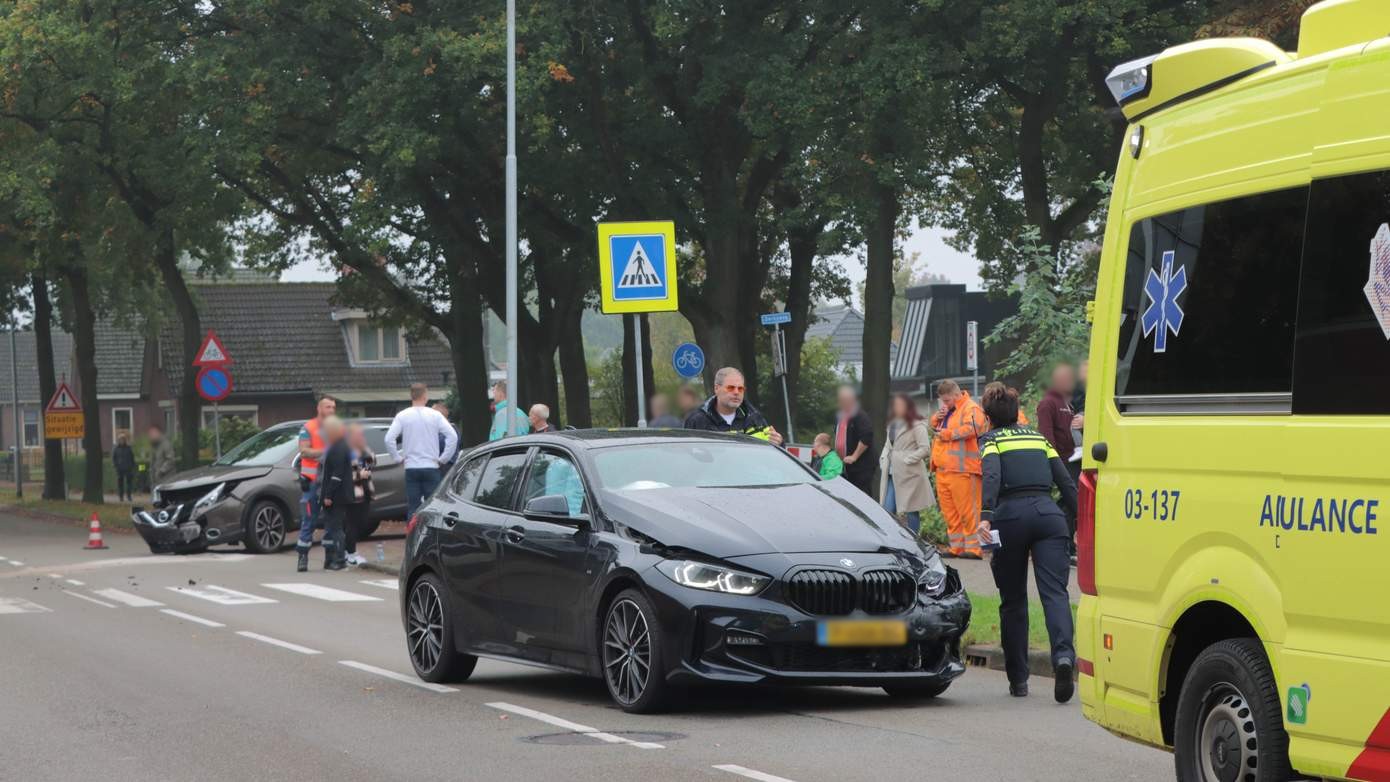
[1258,495,1379,534]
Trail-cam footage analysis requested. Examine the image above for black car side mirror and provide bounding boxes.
[524,494,589,528]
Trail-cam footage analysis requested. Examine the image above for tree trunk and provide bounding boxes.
[862,179,900,496]
[556,306,591,429]
[780,222,818,436]
[61,266,104,504]
[446,282,490,448]
[518,343,560,430]
[32,270,66,500]
[151,232,201,471]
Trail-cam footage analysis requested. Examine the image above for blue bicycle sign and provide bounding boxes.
[672,342,705,379]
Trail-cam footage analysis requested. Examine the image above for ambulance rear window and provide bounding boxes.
[1114,186,1307,403]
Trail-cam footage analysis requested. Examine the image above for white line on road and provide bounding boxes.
[0,597,51,614]
[339,661,458,694]
[359,579,398,590]
[92,588,164,608]
[159,609,225,628]
[236,631,321,655]
[64,579,85,586]
[61,591,117,608]
[485,702,664,749]
[167,585,277,605]
[713,765,800,782]
[47,573,62,578]
[262,583,382,602]
[8,560,25,566]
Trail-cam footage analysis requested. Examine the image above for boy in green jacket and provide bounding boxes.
[810,432,843,480]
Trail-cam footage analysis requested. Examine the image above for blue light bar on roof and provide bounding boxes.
[1106,54,1158,106]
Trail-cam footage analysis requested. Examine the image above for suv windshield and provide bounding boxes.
[591,442,815,491]
[214,426,300,467]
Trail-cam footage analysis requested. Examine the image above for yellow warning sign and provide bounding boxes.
[44,411,84,440]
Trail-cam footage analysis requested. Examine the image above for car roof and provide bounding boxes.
[519,428,770,450]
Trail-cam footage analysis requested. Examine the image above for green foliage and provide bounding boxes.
[758,336,843,442]
[199,417,261,456]
[984,228,1093,398]
[588,349,626,429]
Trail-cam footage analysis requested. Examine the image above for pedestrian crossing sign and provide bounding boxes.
[598,221,678,314]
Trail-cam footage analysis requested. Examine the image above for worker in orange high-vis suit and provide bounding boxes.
[930,380,987,558]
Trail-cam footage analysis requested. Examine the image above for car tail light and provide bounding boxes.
[405,514,421,536]
[1077,469,1098,596]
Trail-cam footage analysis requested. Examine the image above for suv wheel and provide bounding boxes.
[1175,638,1293,782]
[406,573,477,683]
[243,500,287,554]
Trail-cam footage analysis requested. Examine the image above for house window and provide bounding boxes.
[355,322,404,364]
[112,407,134,445]
[22,409,39,448]
[201,406,259,429]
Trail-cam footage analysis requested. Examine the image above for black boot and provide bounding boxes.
[324,550,345,571]
[1054,660,1075,704]
[1009,681,1029,697]
[296,550,308,573]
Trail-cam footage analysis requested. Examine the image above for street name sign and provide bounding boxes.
[760,312,792,326]
[598,221,678,314]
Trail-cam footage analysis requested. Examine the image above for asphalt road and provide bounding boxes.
[0,513,1170,782]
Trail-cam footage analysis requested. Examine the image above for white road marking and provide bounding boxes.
[8,560,25,566]
[64,579,85,586]
[339,661,458,694]
[485,702,664,749]
[359,579,399,590]
[236,631,321,655]
[47,573,62,579]
[0,597,51,614]
[159,609,225,628]
[92,588,164,608]
[262,583,381,602]
[713,765,799,782]
[61,591,117,608]
[167,585,277,605]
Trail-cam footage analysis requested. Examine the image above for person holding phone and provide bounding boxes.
[977,382,1078,702]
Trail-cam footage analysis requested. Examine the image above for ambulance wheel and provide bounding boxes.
[1174,638,1293,782]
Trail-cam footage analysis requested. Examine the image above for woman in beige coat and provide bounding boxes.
[879,393,936,534]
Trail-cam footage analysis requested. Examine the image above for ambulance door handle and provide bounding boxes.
[1091,442,1108,463]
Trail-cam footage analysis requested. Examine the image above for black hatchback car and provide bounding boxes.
[399,429,971,712]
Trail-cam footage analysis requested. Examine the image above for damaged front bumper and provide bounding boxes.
[132,482,239,554]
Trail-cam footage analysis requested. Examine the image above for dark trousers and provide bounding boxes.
[845,468,875,498]
[296,480,320,552]
[1064,460,1082,543]
[989,495,1075,685]
[116,471,135,501]
[320,503,345,565]
[345,501,370,555]
[404,467,442,518]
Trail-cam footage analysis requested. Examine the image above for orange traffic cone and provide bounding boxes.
[84,513,108,550]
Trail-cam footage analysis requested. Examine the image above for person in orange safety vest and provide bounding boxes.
[295,395,336,573]
[930,380,987,558]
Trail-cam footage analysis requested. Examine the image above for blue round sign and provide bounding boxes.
[196,366,233,403]
[672,342,705,379]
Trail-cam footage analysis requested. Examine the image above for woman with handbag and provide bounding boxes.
[878,393,936,534]
[343,422,377,567]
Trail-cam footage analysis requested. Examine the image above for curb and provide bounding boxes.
[360,560,401,576]
[0,504,136,533]
[964,644,1073,680]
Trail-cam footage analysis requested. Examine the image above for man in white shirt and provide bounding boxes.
[386,383,459,517]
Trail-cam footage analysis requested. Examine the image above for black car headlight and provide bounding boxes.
[656,560,769,596]
[917,556,949,600]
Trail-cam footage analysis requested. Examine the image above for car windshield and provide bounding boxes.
[591,442,816,491]
[213,427,300,467]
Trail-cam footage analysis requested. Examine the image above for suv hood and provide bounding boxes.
[600,481,923,559]
[157,464,274,493]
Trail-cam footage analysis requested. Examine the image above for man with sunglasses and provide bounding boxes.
[683,367,784,446]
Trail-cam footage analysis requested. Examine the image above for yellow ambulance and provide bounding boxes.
[1078,1,1390,779]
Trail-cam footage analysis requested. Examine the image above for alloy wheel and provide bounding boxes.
[1198,684,1259,782]
[603,598,651,706]
[408,580,445,674]
[253,505,285,550]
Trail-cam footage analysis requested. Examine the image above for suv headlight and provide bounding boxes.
[917,556,949,600]
[656,560,769,596]
[191,483,227,517]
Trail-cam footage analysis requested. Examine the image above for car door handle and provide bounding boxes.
[442,511,461,527]
[504,525,526,543]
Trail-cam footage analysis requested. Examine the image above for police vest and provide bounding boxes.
[300,418,324,480]
[980,426,1057,495]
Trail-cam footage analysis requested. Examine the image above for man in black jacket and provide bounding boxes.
[683,367,783,445]
[314,416,351,572]
[832,385,875,496]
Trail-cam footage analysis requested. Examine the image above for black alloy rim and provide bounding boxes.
[254,505,285,549]
[408,581,445,673]
[603,599,651,705]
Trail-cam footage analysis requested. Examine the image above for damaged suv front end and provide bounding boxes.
[132,480,245,553]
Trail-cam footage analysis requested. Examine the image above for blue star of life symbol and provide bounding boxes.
[1141,250,1187,353]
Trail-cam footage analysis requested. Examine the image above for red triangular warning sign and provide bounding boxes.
[45,381,81,412]
[193,330,232,367]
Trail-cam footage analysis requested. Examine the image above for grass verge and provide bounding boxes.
[0,487,135,530]
[964,593,1079,650]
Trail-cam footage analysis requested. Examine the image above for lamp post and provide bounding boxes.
[504,0,519,435]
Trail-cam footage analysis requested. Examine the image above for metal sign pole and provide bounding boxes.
[9,327,20,497]
[634,316,647,427]
[503,0,519,436]
[213,402,222,460]
[775,325,794,443]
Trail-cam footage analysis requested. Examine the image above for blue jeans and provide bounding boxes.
[296,480,319,551]
[883,479,922,535]
[405,468,442,518]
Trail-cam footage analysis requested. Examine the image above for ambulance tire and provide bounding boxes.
[1174,638,1293,782]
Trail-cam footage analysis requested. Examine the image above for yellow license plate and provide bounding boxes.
[816,619,908,647]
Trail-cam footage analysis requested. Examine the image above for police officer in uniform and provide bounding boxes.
[977,382,1077,702]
